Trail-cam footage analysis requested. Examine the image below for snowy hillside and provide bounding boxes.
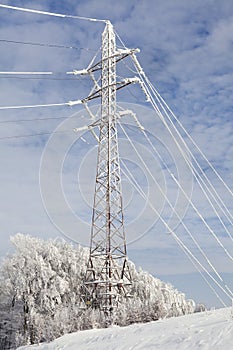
[18,308,233,350]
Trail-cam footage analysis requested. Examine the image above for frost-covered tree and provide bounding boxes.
[115,264,194,325]
[0,233,195,348]
[195,303,206,312]
[0,234,89,347]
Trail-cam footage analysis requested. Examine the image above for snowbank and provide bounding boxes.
[18,307,233,350]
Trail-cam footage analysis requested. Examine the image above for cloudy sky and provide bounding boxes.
[0,0,232,308]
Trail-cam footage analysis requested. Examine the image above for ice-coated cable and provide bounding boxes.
[119,121,233,291]
[0,4,107,23]
[128,69,233,256]
[141,71,233,223]
[0,99,82,110]
[146,77,233,222]
[128,109,233,245]
[143,79,233,235]
[119,155,232,303]
[129,49,233,225]
[119,107,233,262]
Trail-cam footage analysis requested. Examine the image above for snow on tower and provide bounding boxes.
[83,21,132,319]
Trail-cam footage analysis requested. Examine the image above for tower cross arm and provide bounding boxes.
[80,48,140,74]
[82,76,141,103]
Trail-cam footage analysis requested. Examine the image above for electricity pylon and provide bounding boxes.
[83,21,135,320]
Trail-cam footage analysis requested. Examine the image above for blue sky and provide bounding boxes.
[0,0,232,308]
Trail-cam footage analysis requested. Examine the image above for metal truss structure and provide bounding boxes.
[82,22,136,320]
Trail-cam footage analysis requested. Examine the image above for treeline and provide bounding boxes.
[0,234,195,349]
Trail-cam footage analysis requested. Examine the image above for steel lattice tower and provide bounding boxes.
[83,22,131,318]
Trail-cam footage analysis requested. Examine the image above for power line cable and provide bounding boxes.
[0,123,90,140]
[0,4,107,23]
[0,71,53,75]
[119,149,232,305]
[0,99,82,110]
[132,111,233,244]
[0,76,86,81]
[120,159,228,307]
[112,35,233,303]
[0,72,90,81]
[0,102,68,110]
[119,121,233,287]
[116,27,233,202]
[126,51,233,229]
[145,78,233,226]
[131,55,233,220]
[122,100,233,244]
[152,82,233,197]
[136,78,233,257]
[0,130,71,141]
[0,116,69,124]
[0,70,93,78]
[122,117,233,301]
[0,38,94,51]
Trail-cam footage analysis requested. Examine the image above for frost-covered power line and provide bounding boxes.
[0,4,107,23]
[0,99,82,110]
[119,151,230,307]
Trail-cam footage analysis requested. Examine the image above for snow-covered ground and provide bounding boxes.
[18,307,233,350]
